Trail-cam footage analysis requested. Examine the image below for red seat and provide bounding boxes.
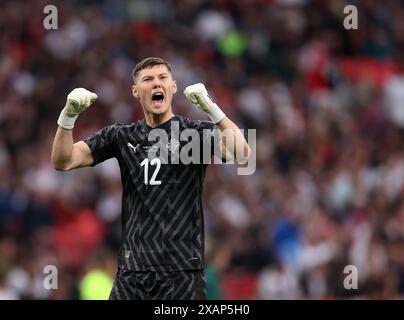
[221,272,258,300]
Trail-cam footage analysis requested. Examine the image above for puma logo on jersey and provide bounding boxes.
[127,142,140,153]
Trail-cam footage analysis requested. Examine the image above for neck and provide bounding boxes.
[144,109,175,128]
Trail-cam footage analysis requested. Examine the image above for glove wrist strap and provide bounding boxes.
[207,103,226,124]
[57,109,78,130]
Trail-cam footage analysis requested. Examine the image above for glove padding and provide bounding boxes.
[184,83,226,124]
[57,88,97,129]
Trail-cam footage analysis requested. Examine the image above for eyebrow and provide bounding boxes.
[141,73,169,81]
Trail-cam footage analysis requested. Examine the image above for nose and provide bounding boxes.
[152,78,162,88]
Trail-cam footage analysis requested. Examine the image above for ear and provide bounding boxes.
[132,84,139,98]
[172,80,177,94]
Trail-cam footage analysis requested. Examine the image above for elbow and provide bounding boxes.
[235,144,251,164]
[245,144,251,159]
[51,156,71,171]
[54,165,70,171]
[52,162,70,171]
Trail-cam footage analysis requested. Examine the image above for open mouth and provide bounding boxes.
[152,92,164,103]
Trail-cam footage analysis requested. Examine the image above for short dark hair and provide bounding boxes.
[132,57,172,82]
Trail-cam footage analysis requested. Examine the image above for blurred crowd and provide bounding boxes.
[2,0,404,299]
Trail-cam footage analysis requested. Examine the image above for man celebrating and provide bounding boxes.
[51,57,250,299]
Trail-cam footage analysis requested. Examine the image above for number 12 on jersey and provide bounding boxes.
[140,158,162,185]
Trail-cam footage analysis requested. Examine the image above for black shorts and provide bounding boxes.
[109,268,207,300]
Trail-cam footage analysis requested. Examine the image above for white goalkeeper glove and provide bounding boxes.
[57,88,97,130]
[184,83,226,124]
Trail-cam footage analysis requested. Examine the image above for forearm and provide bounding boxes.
[51,127,74,170]
[217,117,251,163]
[51,87,97,171]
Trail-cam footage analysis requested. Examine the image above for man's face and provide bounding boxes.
[132,64,177,116]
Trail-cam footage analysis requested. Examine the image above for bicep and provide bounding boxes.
[69,141,94,169]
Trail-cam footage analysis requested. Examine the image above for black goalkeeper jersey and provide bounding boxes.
[84,115,217,271]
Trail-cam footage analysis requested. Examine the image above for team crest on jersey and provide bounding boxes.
[166,138,180,153]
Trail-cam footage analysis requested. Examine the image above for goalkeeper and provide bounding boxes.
[51,57,250,300]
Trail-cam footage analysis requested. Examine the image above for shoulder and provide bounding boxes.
[89,121,144,142]
[175,115,215,131]
[106,121,144,134]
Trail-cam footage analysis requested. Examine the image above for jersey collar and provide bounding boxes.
[142,115,178,131]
